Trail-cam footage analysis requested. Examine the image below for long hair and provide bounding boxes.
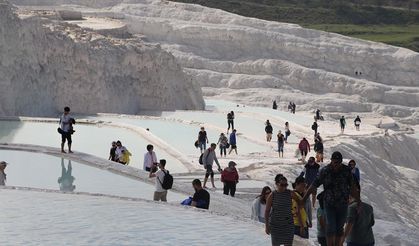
[258,186,272,205]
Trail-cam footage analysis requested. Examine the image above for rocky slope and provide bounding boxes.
[0,0,204,116]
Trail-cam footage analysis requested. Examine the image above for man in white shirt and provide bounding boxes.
[143,144,158,172]
[0,161,8,186]
[149,159,168,202]
[59,107,73,153]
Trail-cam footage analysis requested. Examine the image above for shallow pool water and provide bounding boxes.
[0,189,270,246]
[0,150,185,201]
[0,121,187,173]
[89,116,270,156]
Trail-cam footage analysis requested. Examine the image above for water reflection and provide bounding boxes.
[58,158,76,192]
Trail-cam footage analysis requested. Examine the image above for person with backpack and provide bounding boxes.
[300,157,320,207]
[221,161,239,197]
[227,111,235,133]
[312,121,318,135]
[265,120,273,142]
[202,143,222,189]
[59,106,74,153]
[284,122,291,143]
[149,159,173,202]
[354,116,362,131]
[217,133,229,157]
[228,129,238,155]
[316,109,321,121]
[277,130,285,158]
[340,116,346,134]
[314,139,324,163]
[298,138,310,164]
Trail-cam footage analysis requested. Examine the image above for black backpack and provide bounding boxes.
[159,170,173,190]
[199,153,204,165]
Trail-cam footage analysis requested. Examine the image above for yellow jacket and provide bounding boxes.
[121,150,132,164]
[292,192,307,227]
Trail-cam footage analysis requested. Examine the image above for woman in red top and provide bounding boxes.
[221,161,239,197]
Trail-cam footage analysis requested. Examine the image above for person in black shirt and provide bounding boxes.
[197,127,209,154]
[191,179,210,210]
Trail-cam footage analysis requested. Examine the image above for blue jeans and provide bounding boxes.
[199,141,206,151]
[324,204,348,236]
[278,142,284,152]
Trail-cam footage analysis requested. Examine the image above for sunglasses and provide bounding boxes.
[279,183,288,187]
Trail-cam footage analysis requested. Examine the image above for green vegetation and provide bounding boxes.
[171,0,419,52]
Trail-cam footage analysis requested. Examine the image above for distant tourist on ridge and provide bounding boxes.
[277,130,285,158]
[284,122,291,143]
[202,143,222,189]
[251,186,272,223]
[312,121,319,135]
[228,129,238,155]
[197,127,209,154]
[354,116,362,131]
[265,120,273,142]
[298,137,310,164]
[221,161,239,197]
[217,133,229,157]
[143,144,158,172]
[273,100,278,110]
[227,111,235,133]
[314,138,324,163]
[340,116,346,134]
[0,161,8,186]
[58,106,74,153]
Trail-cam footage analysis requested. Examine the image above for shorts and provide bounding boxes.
[300,150,308,156]
[324,204,348,236]
[205,165,214,178]
[153,191,168,202]
[61,131,72,144]
[230,144,237,149]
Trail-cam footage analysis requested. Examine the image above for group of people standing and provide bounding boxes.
[109,140,132,165]
[251,151,373,246]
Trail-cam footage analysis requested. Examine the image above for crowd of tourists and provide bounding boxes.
[0,105,373,246]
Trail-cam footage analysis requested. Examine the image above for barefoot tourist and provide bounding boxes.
[59,106,73,153]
